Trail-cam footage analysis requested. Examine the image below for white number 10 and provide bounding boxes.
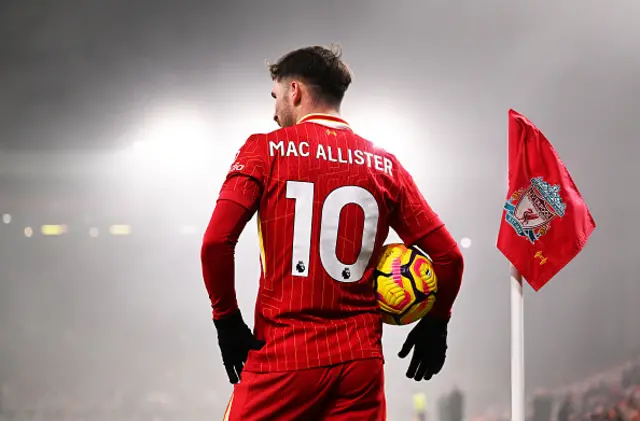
[286,180,379,283]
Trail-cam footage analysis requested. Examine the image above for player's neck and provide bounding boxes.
[296,107,341,124]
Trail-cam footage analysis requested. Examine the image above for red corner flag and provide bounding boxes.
[497,109,596,291]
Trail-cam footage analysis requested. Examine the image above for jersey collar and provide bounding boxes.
[297,113,352,131]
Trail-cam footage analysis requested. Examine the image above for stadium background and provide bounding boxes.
[1,0,639,420]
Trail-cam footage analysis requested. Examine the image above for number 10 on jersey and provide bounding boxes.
[285,180,380,283]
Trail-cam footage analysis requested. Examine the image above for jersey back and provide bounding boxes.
[224,115,439,372]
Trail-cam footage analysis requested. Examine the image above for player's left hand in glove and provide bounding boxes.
[213,310,265,384]
[398,315,448,381]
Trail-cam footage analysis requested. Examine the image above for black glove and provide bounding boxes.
[398,315,448,381]
[213,311,265,384]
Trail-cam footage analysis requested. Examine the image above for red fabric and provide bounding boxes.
[201,199,254,319]
[218,166,263,211]
[225,358,386,421]
[216,118,446,373]
[415,226,464,319]
[497,109,596,291]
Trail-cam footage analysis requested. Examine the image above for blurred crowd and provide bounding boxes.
[555,360,640,421]
[475,358,640,421]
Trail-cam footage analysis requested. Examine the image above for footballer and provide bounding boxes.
[201,45,464,420]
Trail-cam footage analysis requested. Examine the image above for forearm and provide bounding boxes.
[414,225,464,320]
[201,199,254,320]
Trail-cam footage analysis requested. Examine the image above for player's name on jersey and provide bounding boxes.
[269,140,393,175]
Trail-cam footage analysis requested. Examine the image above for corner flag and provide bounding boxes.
[498,109,596,421]
[497,109,596,291]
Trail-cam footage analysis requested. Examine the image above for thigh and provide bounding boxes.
[322,358,386,421]
[225,366,339,421]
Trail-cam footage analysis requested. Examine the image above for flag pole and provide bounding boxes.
[510,264,525,421]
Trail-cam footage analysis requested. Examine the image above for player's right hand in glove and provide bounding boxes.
[213,310,265,384]
[398,315,448,381]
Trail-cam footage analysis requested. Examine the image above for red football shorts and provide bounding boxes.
[223,358,386,421]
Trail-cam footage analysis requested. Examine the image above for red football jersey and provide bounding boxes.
[218,114,442,372]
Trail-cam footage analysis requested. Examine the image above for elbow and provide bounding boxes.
[451,244,464,274]
[201,236,225,262]
[449,244,464,288]
[430,245,464,320]
[431,241,464,273]
[434,243,464,292]
[201,232,236,264]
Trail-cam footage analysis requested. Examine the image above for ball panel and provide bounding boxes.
[375,274,415,314]
[375,244,403,272]
[374,243,439,326]
[399,295,436,324]
[380,311,398,325]
[408,253,438,295]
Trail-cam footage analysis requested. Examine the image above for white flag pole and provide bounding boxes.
[510,264,525,421]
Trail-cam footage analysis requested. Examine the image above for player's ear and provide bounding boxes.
[290,80,302,106]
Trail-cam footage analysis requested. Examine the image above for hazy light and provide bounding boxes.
[89,227,100,238]
[413,393,427,412]
[460,237,472,249]
[24,227,33,238]
[41,224,67,236]
[2,214,11,224]
[348,104,414,156]
[129,111,215,176]
[109,225,131,236]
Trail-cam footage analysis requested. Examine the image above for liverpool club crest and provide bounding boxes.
[503,177,567,243]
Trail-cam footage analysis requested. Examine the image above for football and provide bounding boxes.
[373,243,438,325]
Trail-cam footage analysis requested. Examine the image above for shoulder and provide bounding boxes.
[239,126,298,151]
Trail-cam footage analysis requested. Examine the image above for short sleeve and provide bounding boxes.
[217,135,267,210]
[389,163,444,246]
[218,176,262,211]
[226,134,267,185]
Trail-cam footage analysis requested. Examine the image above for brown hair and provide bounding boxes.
[268,45,352,106]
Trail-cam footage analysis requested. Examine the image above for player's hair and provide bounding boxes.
[268,45,352,107]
